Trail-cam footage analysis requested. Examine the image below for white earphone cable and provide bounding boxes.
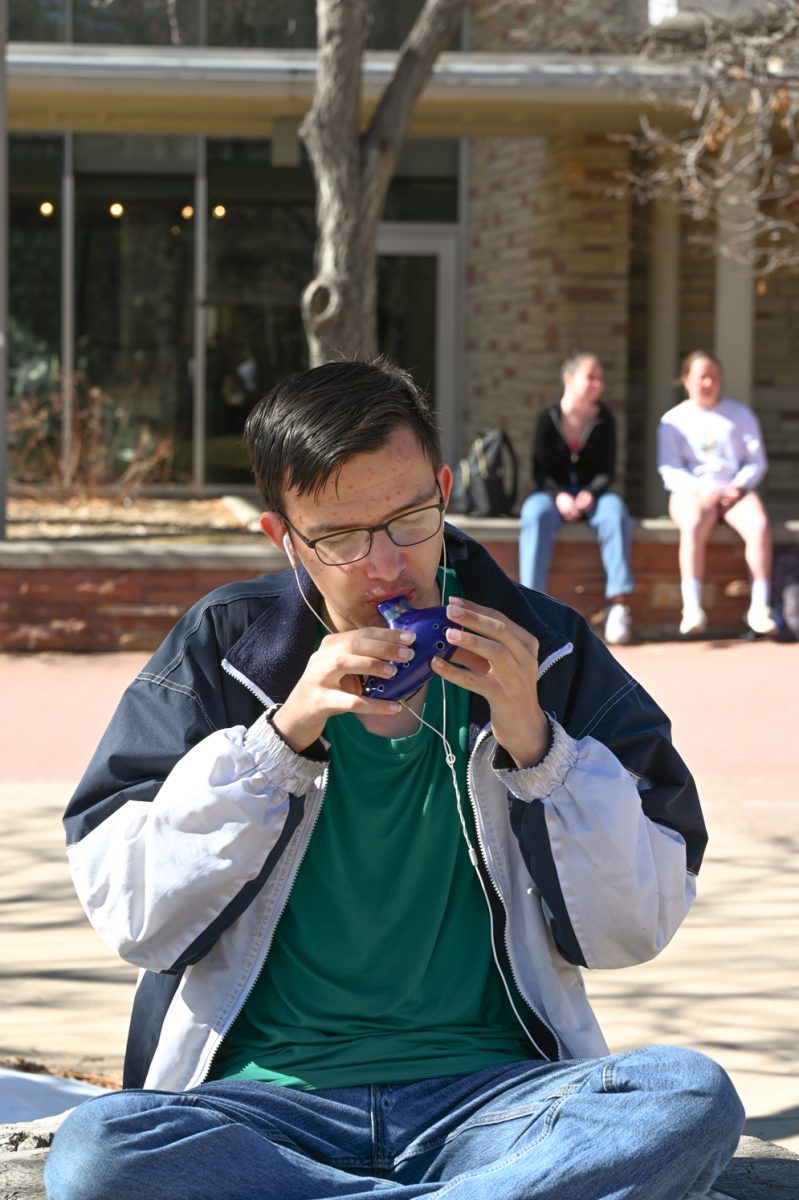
[290,561,336,637]
[289,522,476,865]
[398,532,480,868]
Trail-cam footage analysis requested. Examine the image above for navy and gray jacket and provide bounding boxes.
[64,527,705,1091]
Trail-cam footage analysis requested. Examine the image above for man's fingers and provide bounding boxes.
[430,655,485,692]
[446,601,539,664]
[449,646,491,674]
[445,625,507,667]
[328,653,406,681]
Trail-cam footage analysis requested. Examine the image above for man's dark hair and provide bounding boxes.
[244,359,442,511]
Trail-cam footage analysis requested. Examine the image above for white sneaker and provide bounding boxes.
[604,603,632,645]
[746,602,778,636]
[679,605,707,636]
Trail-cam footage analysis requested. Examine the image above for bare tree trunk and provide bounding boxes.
[300,0,467,365]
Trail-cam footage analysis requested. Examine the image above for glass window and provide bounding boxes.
[204,139,314,484]
[7,136,63,487]
[208,1,315,49]
[378,254,438,409]
[385,140,459,223]
[9,0,65,41]
[74,0,199,45]
[207,0,435,50]
[74,133,198,176]
[10,0,458,50]
[74,162,195,484]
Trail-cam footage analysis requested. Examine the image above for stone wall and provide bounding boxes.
[463,135,548,490]
[464,132,632,502]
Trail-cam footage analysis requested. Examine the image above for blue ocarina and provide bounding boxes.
[362,595,461,701]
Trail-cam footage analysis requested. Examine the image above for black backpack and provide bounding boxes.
[449,429,518,517]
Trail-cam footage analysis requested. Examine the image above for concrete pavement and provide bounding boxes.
[1,639,797,1148]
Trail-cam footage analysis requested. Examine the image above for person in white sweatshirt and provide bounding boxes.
[657,350,776,637]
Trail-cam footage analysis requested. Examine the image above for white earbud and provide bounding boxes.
[282,532,298,570]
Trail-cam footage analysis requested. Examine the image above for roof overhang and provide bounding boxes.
[7,43,700,139]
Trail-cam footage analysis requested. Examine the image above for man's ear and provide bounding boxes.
[438,463,454,508]
[258,511,286,551]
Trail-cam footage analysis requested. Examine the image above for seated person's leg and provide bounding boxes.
[587,493,635,645]
[722,492,777,634]
[586,493,635,600]
[669,492,719,634]
[518,492,562,592]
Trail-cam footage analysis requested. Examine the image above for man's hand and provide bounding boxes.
[272,628,414,752]
[574,489,595,514]
[555,491,581,522]
[430,598,550,768]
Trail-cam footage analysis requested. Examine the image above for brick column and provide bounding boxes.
[714,167,755,405]
[463,132,632,500]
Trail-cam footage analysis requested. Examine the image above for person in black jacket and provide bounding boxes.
[519,352,635,645]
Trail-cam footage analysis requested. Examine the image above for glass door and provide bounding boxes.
[199,217,460,486]
[377,224,460,468]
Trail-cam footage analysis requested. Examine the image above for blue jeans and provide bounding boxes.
[45,1046,743,1200]
[519,491,634,599]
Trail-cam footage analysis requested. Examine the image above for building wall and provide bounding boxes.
[625,203,651,517]
[463,135,547,492]
[753,272,799,518]
[464,132,632,504]
[676,217,799,520]
[676,221,715,360]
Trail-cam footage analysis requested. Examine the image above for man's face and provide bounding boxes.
[260,426,453,632]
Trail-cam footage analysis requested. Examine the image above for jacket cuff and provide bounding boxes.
[244,708,328,792]
[492,714,578,802]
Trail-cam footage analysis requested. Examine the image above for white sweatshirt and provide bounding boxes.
[657,397,768,494]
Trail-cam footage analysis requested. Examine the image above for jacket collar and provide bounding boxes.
[224,524,566,711]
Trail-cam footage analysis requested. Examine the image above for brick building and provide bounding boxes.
[5,1,798,518]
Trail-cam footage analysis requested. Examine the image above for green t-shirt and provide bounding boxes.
[211,579,531,1089]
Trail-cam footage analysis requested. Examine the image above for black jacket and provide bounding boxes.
[532,401,616,497]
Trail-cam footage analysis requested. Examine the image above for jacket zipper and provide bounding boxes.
[204,653,571,1081]
[465,729,562,1062]
[537,642,573,683]
[221,657,272,707]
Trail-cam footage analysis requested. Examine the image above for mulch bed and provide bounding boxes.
[5,495,255,540]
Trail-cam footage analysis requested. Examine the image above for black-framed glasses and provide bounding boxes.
[281,483,445,567]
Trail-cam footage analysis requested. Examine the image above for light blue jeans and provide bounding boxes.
[45,1046,743,1200]
[519,491,634,599]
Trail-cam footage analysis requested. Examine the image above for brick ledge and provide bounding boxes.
[0,518,796,569]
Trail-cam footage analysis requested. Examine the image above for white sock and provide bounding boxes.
[750,578,771,608]
[681,579,702,610]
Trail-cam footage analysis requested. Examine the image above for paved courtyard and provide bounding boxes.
[1,636,796,1148]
